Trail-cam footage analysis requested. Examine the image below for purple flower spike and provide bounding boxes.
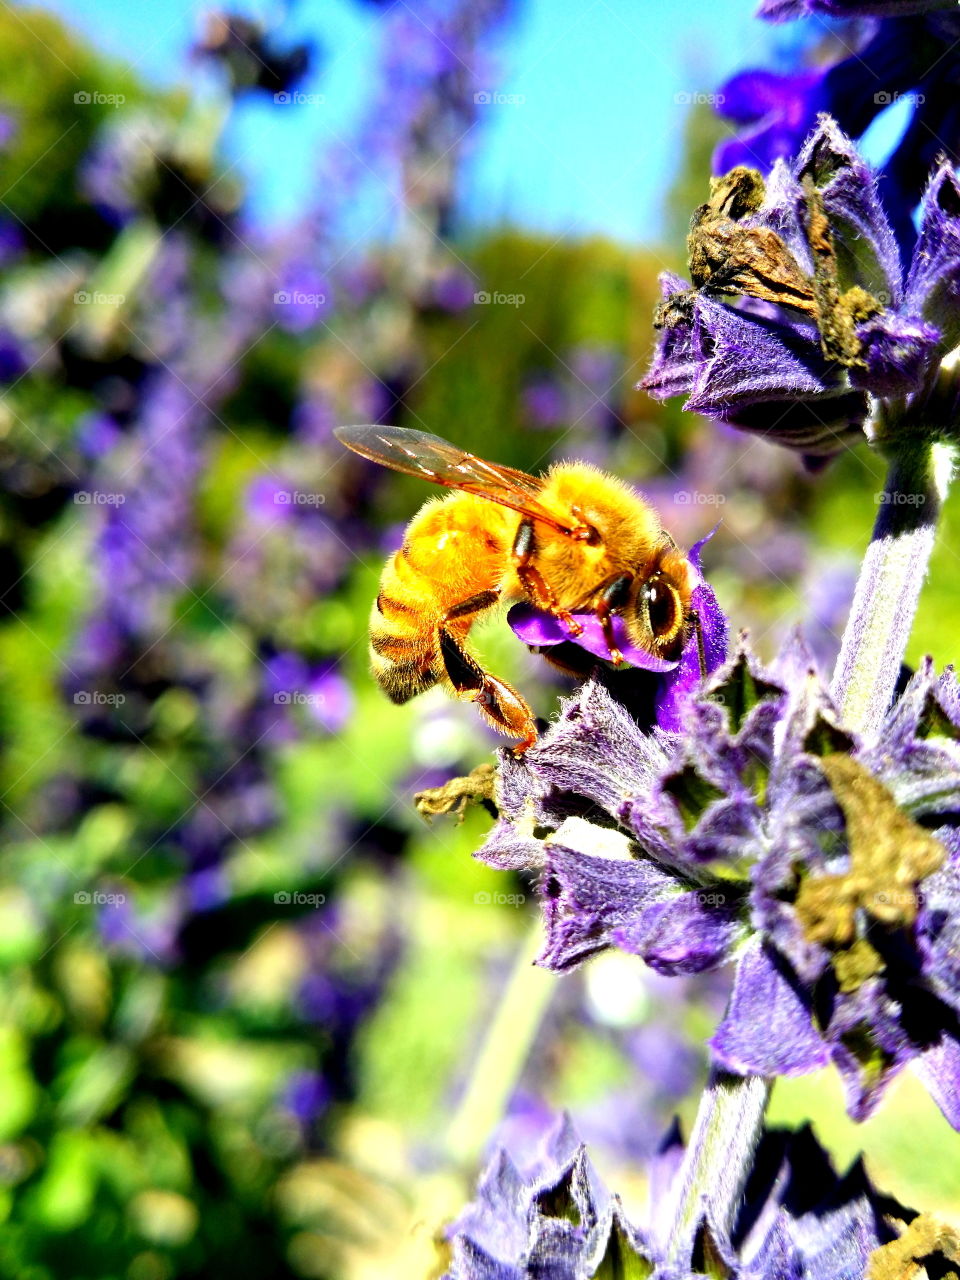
[716,12,960,255]
[481,641,960,1128]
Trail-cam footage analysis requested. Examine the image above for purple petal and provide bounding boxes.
[639,272,698,401]
[514,680,673,824]
[711,940,830,1075]
[685,296,844,412]
[827,982,916,1121]
[613,887,746,975]
[714,69,827,175]
[537,844,680,972]
[654,532,729,733]
[849,310,941,397]
[904,159,960,353]
[508,603,677,673]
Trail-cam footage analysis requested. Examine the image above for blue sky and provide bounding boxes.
[47,0,809,243]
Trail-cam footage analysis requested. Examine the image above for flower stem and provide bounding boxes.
[445,915,555,1167]
[665,1069,772,1264]
[832,441,954,735]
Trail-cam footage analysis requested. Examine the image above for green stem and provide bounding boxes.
[445,915,555,1167]
[665,1069,772,1264]
[831,441,954,734]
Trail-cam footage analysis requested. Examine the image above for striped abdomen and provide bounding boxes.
[368,493,515,704]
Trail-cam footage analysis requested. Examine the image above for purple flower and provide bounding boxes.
[444,1114,944,1279]
[479,636,960,1128]
[642,119,960,460]
[279,1069,329,1125]
[522,378,567,429]
[273,262,332,333]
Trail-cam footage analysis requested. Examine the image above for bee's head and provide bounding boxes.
[627,555,689,661]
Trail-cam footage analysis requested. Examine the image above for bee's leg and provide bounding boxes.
[437,616,539,752]
[512,519,583,635]
[592,573,634,666]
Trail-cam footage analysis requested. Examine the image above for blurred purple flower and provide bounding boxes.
[0,327,30,381]
[292,394,336,445]
[280,1069,330,1124]
[75,413,123,460]
[273,263,332,333]
[185,865,230,913]
[98,895,178,965]
[431,267,477,312]
[246,475,296,526]
[0,220,24,266]
[522,378,567,429]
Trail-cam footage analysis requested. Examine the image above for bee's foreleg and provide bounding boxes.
[437,624,538,752]
[512,519,583,636]
[592,573,634,665]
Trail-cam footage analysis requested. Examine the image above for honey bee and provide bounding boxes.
[335,425,699,751]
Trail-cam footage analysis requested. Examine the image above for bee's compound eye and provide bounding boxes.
[643,577,681,641]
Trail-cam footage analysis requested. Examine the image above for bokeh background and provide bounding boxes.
[1,2,959,1277]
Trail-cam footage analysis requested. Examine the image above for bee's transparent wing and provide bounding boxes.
[335,424,574,533]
